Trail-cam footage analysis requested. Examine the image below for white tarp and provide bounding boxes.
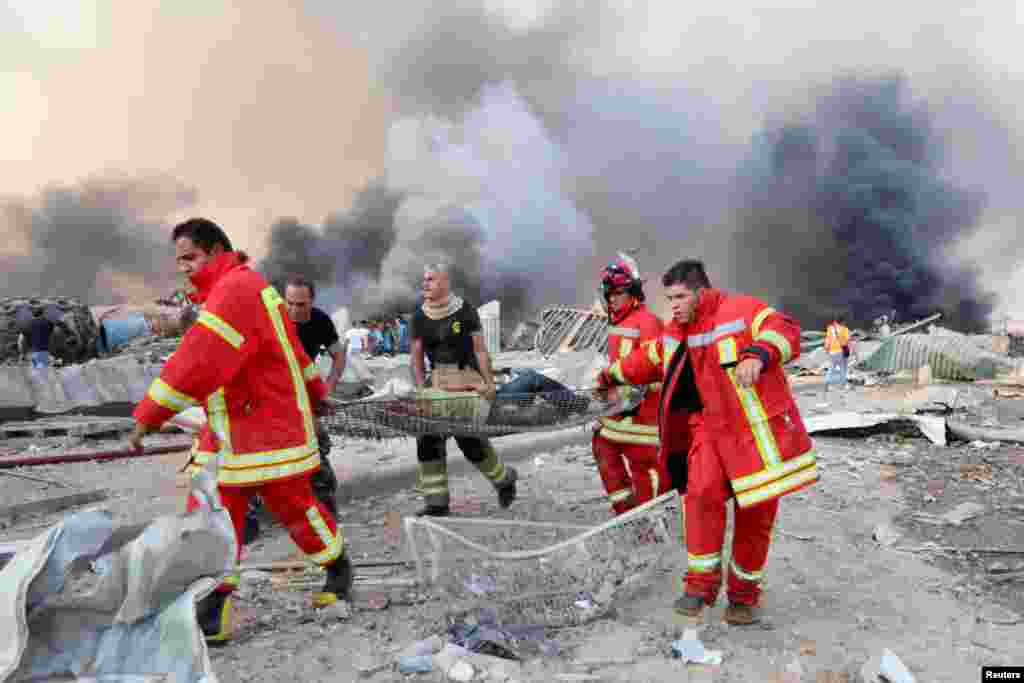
[0,467,235,682]
[804,411,947,446]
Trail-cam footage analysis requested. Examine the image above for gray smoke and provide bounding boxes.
[730,75,996,330]
[0,176,197,303]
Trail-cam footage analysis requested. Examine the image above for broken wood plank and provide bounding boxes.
[0,490,108,523]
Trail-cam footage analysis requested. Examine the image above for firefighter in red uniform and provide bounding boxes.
[597,259,818,624]
[591,253,668,515]
[128,218,352,644]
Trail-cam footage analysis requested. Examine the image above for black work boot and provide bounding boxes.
[313,553,354,608]
[673,593,708,619]
[497,467,518,509]
[243,508,260,545]
[195,590,233,645]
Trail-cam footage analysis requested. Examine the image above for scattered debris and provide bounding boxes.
[872,521,903,547]
[949,420,1024,445]
[670,629,724,666]
[976,603,1022,625]
[940,502,987,526]
[859,649,916,683]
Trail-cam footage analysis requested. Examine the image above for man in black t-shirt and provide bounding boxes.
[410,263,517,516]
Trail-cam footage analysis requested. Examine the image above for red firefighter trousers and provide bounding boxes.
[186,471,343,594]
[683,414,779,606]
[592,431,666,515]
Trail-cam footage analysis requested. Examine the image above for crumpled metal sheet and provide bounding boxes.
[860,333,1015,380]
[0,357,164,414]
[0,467,235,682]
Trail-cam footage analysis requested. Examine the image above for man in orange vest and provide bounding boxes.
[597,259,817,624]
[824,314,852,394]
[592,253,668,515]
[128,218,351,645]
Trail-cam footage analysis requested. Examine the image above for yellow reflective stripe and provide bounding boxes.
[663,337,681,372]
[717,337,738,365]
[736,461,819,508]
[687,552,722,572]
[197,311,244,350]
[732,450,817,493]
[303,363,319,381]
[619,338,633,358]
[725,366,783,469]
[756,330,793,363]
[221,573,240,587]
[215,454,320,486]
[729,559,764,583]
[219,445,320,468]
[649,468,660,496]
[261,287,317,447]
[147,377,198,413]
[306,506,343,565]
[645,340,661,367]
[599,416,659,435]
[752,307,775,338]
[598,429,660,446]
[609,489,633,503]
[608,361,626,384]
[207,388,233,462]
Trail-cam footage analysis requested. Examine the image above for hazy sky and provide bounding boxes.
[3,1,1024,314]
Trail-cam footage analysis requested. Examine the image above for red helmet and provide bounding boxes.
[600,253,644,301]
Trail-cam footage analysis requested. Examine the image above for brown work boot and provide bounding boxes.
[673,593,707,618]
[723,602,761,625]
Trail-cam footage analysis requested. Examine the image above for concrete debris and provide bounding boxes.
[976,603,1022,625]
[872,521,903,547]
[803,411,947,445]
[535,307,608,356]
[939,502,987,526]
[949,419,1024,445]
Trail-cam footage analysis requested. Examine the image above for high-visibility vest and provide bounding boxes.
[825,323,849,353]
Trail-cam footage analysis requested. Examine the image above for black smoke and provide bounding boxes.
[730,75,996,331]
[256,181,405,312]
[0,176,196,303]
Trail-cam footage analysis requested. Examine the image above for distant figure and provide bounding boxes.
[824,315,852,394]
[22,314,55,368]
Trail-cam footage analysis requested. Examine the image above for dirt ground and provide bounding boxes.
[4,376,1024,681]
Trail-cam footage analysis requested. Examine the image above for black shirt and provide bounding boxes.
[28,317,54,352]
[410,300,482,370]
[293,307,340,360]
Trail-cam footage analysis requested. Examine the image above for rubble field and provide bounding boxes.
[5,340,1024,681]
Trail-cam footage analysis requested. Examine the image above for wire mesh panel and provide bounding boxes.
[322,387,643,440]
[403,492,683,628]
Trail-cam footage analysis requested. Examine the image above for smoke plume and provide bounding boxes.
[0,176,196,303]
[730,75,996,330]
[259,83,596,325]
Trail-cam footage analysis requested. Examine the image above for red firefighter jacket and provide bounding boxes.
[134,252,327,486]
[597,303,663,446]
[602,288,818,508]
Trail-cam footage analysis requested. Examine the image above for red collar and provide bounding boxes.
[692,288,723,325]
[188,252,246,304]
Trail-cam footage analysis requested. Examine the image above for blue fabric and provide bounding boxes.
[826,351,848,388]
[30,351,51,368]
[28,317,54,352]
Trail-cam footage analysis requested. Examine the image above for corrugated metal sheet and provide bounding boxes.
[535,307,608,357]
[860,333,1015,380]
